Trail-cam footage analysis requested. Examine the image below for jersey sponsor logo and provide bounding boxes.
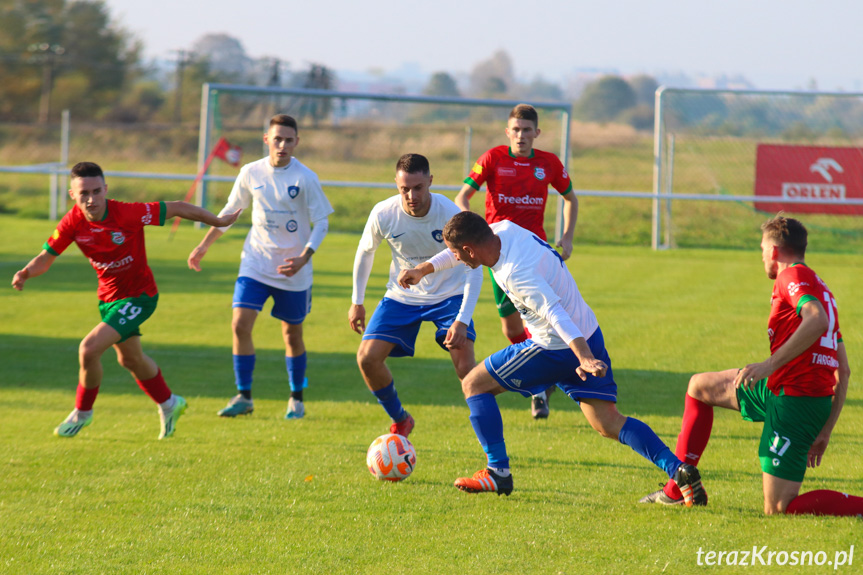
[497,167,516,177]
[390,232,406,239]
[562,168,569,179]
[431,230,443,243]
[471,162,482,175]
[141,203,154,224]
[534,167,546,180]
[498,193,544,206]
[286,220,298,232]
[288,185,300,198]
[786,281,809,296]
[90,255,133,271]
[513,161,530,166]
[110,232,125,245]
[77,235,94,244]
[52,229,60,240]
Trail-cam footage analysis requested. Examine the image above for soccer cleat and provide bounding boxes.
[531,391,549,419]
[389,412,415,437]
[217,394,254,417]
[672,463,708,507]
[159,395,187,439]
[54,409,93,438]
[285,397,305,420]
[454,468,514,496]
[639,486,685,506]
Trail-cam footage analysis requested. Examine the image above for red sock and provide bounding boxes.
[786,490,863,516]
[75,384,100,411]
[664,393,714,499]
[508,329,529,345]
[136,369,172,404]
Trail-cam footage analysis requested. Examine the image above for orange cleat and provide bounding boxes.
[454,468,513,496]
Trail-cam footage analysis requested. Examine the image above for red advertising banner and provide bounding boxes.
[754,144,863,215]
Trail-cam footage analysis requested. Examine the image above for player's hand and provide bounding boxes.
[349,304,366,334]
[278,254,310,277]
[11,268,29,291]
[397,268,424,289]
[734,360,773,390]
[214,208,242,228]
[187,246,207,272]
[556,237,573,261]
[575,358,608,381]
[443,321,468,350]
[807,430,831,468]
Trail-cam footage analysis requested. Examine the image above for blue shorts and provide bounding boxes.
[484,327,617,402]
[362,296,477,358]
[232,276,311,325]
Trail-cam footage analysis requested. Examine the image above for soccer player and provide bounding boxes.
[397,211,705,503]
[188,114,333,419]
[454,103,578,419]
[349,153,482,437]
[640,215,862,516]
[11,161,241,439]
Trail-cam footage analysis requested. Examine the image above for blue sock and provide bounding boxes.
[286,353,307,392]
[618,417,682,478]
[233,354,255,395]
[466,394,509,469]
[373,381,406,421]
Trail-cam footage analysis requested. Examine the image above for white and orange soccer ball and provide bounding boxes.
[366,433,417,481]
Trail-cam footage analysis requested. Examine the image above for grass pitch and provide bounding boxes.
[1,215,861,574]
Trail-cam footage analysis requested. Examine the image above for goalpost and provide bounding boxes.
[196,84,572,237]
[652,87,863,250]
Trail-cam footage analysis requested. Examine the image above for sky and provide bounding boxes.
[104,0,863,92]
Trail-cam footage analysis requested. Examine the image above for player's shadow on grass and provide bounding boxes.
[0,333,692,417]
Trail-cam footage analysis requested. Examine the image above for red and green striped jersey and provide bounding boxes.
[464,145,572,240]
[767,263,841,397]
[44,199,166,302]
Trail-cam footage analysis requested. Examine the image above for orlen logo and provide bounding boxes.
[782,157,845,201]
[498,194,544,206]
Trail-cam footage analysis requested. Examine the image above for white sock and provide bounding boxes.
[489,467,511,478]
[68,409,92,423]
[159,395,176,412]
[534,391,547,400]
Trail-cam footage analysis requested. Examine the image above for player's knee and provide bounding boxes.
[687,373,712,402]
[78,340,102,366]
[356,348,379,376]
[232,318,253,339]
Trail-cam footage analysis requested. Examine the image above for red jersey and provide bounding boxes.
[767,264,840,397]
[465,146,573,240]
[44,199,166,302]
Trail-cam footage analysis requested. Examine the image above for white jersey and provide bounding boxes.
[354,194,480,308]
[218,156,334,291]
[490,220,598,350]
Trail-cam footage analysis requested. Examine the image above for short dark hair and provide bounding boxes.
[761,213,808,258]
[509,104,538,128]
[395,153,430,175]
[270,114,298,132]
[70,162,104,180]
[443,211,495,247]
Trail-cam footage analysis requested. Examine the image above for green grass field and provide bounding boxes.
[1,215,861,574]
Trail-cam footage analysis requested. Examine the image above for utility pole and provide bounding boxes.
[28,43,65,123]
[171,49,194,124]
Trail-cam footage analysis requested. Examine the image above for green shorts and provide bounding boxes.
[737,379,832,482]
[488,267,517,318]
[98,293,159,343]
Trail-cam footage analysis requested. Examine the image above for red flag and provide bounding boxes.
[211,137,242,167]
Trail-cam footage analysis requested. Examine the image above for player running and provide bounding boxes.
[349,153,482,437]
[398,212,705,504]
[189,114,333,420]
[455,104,578,419]
[640,215,862,516]
[11,161,240,439]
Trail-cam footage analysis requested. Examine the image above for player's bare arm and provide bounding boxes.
[397,261,435,288]
[188,226,226,272]
[164,202,241,228]
[807,341,850,468]
[556,193,579,261]
[348,303,366,334]
[454,183,476,212]
[11,250,56,291]
[735,299,829,389]
[278,247,314,277]
[569,337,608,380]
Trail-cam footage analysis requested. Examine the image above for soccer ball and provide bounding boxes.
[366,433,417,481]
